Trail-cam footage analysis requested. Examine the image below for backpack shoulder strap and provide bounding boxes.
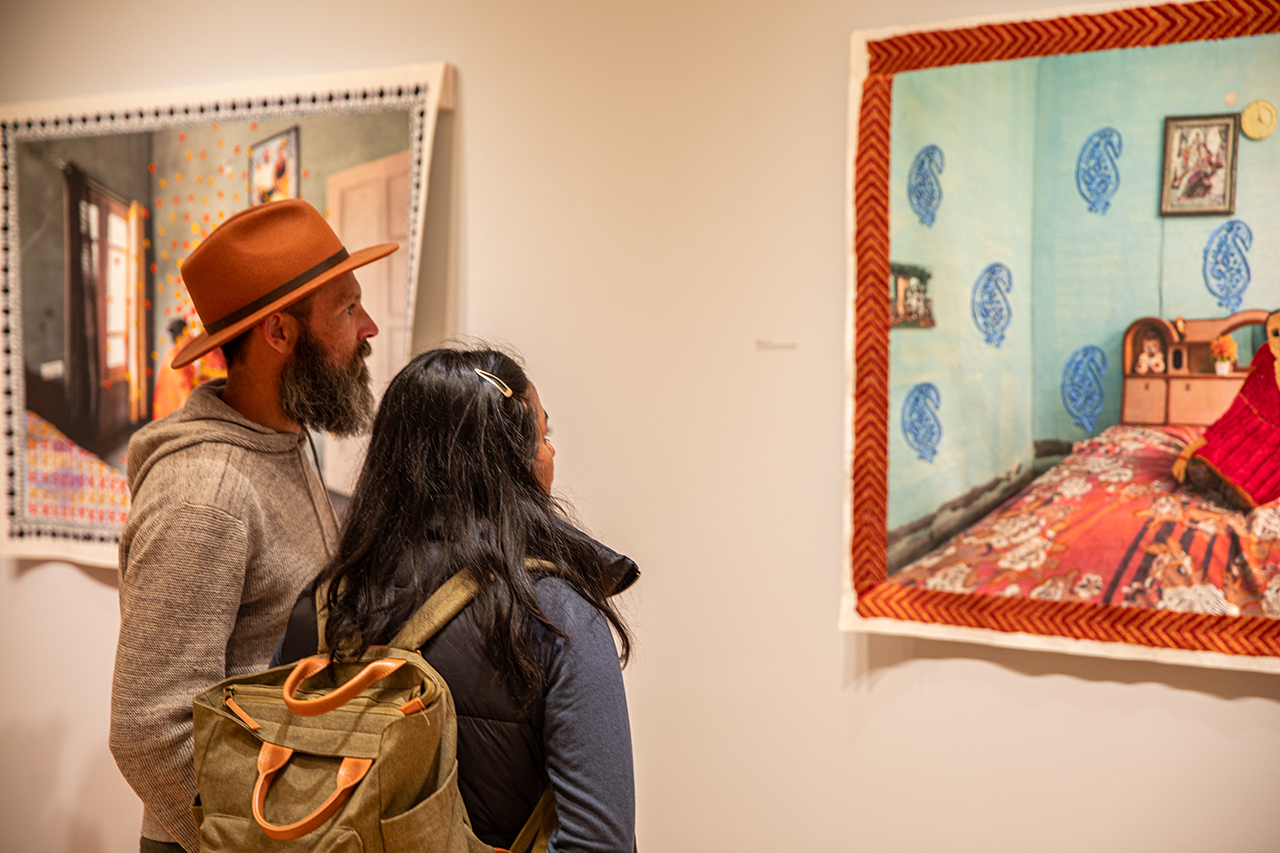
[315,579,335,655]
[314,571,477,654]
[388,570,479,651]
[396,559,555,651]
[316,558,554,654]
[506,786,557,853]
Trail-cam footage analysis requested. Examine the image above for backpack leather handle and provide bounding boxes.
[282,656,407,716]
[252,742,372,841]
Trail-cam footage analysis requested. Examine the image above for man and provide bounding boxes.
[109,199,396,853]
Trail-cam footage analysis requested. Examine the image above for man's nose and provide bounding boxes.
[358,304,379,339]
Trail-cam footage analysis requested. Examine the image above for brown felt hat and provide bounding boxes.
[171,199,397,368]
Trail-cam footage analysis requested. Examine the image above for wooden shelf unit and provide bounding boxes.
[1120,310,1268,426]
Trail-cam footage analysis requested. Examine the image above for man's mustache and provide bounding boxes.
[350,339,372,372]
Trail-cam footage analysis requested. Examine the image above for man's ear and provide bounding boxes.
[261,311,300,357]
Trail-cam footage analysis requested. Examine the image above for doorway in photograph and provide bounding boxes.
[322,150,412,496]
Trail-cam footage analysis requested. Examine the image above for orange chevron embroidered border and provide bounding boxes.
[852,73,891,599]
[856,585,1280,657]
[851,2,1280,656]
[868,0,1280,75]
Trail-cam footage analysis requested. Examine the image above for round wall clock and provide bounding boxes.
[1241,99,1277,140]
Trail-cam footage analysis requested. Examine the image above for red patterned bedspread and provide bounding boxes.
[890,425,1280,619]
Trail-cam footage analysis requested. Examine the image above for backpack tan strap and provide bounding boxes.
[318,559,556,653]
[315,578,336,655]
[315,571,476,654]
[388,570,480,651]
[502,786,556,853]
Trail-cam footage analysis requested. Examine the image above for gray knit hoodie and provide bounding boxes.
[110,379,339,851]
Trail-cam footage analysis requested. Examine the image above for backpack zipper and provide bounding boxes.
[223,687,262,730]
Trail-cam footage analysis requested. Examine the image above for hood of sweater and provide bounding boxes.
[127,378,308,494]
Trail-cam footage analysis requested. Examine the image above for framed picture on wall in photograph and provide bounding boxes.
[1159,113,1240,216]
[249,125,300,206]
[889,263,936,328]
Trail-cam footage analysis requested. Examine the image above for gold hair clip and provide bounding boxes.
[474,368,513,398]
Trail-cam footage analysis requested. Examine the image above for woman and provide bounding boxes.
[276,348,639,852]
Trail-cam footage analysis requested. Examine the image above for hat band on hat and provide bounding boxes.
[203,247,350,335]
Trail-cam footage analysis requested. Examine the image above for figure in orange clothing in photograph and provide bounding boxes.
[1174,311,1280,511]
[252,132,296,205]
[152,317,227,419]
[272,137,292,199]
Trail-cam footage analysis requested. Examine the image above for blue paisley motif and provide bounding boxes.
[1061,345,1108,432]
[1076,127,1122,215]
[1203,220,1252,313]
[907,145,945,227]
[902,383,942,463]
[971,263,1013,347]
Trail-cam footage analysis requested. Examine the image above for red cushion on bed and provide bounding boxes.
[1194,344,1280,507]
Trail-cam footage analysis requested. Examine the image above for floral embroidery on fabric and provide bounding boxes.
[1097,466,1134,484]
[1143,541,1196,587]
[1140,494,1186,523]
[1264,576,1280,619]
[1072,573,1104,601]
[1058,477,1091,499]
[1249,506,1280,541]
[1029,576,1068,600]
[1158,584,1240,616]
[924,563,975,593]
[967,514,1041,549]
[998,536,1054,571]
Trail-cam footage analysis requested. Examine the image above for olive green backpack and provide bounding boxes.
[191,571,556,853]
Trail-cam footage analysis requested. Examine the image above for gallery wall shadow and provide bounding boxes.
[844,628,1280,703]
[14,556,118,588]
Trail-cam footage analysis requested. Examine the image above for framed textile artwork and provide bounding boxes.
[1160,113,1240,216]
[842,0,1280,671]
[0,63,455,567]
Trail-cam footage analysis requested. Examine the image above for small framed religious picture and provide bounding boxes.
[248,126,300,206]
[1159,113,1239,216]
[889,262,935,328]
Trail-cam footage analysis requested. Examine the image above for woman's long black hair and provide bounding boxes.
[318,348,632,711]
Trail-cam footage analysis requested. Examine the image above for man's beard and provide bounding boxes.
[278,324,375,437]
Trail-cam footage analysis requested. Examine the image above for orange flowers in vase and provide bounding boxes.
[1211,333,1238,375]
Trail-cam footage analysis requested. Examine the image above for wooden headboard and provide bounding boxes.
[1121,310,1269,426]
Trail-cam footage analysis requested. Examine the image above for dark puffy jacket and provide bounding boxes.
[275,541,639,852]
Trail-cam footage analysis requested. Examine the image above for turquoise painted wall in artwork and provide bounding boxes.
[887,60,1038,529]
[1031,34,1280,441]
[887,33,1279,531]
[1160,37,1280,322]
